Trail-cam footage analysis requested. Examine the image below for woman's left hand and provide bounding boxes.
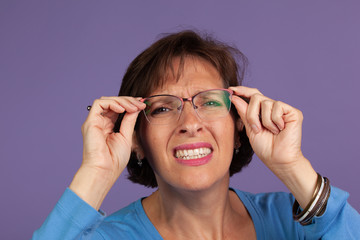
[230,86,319,208]
[229,86,305,173]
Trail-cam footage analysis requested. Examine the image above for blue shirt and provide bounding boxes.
[32,186,360,239]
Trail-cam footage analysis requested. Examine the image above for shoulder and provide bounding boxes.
[96,198,162,240]
[105,200,140,222]
[235,189,294,210]
[99,200,141,235]
[232,188,301,239]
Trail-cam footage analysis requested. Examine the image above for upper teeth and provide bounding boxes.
[175,148,211,160]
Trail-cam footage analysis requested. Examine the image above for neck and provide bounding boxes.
[143,175,244,239]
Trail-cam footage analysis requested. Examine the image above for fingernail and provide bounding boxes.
[251,124,260,133]
[272,129,280,135]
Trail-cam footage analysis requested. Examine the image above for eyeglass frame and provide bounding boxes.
[140,88,234,125]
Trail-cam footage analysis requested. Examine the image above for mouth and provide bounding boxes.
[175,147,212,159]
[173,142,213,163]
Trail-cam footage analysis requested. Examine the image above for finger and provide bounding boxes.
[100,96,146,109]
[229,86,262,99]
[246,93,264,133]
[89,99,125,117]
[231,95,250,129]
[261,100,280,134]
[89,98,143,118]
[273,101,303,128]
[98,97,144,112]
[271,101,286,130]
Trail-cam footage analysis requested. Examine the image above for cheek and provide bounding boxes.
[139,115,237,164]
[218,120,237,160]
[205,117,236,156]
[139,123,173,162]
[215,117,236,142]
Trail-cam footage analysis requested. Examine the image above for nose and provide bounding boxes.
[177,101,203,135]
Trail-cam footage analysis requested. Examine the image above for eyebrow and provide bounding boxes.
[147,88,225,98]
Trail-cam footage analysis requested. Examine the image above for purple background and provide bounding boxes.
[1,1,359,238]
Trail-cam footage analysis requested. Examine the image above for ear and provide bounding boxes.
[234,118,243,149]
[132,130,144,160]
[236,118,244,131]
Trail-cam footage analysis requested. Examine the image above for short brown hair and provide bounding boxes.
[114,30,253,188]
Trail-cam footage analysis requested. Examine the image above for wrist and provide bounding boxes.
[69,166,117,210]
[272,156,318,209]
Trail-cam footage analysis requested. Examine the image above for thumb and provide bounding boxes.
[119,111,141,142]
[231,96,250,130]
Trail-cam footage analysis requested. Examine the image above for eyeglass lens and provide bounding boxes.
[143,89,231,125]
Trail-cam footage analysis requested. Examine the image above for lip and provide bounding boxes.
[175,153,213,166]
[174,142,213,151]
[173,142,213,166]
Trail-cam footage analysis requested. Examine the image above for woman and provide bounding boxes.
[33,30,360,239]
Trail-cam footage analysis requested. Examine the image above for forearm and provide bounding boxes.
[272,156,318,209]
[69,166,117,210]
[32,188,105,240]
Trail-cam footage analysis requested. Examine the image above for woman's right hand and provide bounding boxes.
[82,96,145,177]
[69,96,146,210]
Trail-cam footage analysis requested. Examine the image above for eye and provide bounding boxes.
[150,107,171,116]
[203,100,222,107]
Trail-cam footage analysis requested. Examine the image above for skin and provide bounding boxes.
[139,58,254,239]
[69,57,317,239]
[138,57,236,192]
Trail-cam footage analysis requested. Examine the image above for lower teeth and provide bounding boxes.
[180,153,207,159]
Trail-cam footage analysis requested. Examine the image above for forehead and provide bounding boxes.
[150,57,225,96]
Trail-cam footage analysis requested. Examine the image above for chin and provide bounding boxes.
[159,169,230,193]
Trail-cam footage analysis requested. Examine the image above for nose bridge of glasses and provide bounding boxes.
[179,97,202,120]
[181,97,198,110]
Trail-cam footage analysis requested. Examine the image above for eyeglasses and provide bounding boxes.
[141,89,233,125]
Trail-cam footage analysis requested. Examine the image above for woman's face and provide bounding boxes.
[139,57,236,191]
